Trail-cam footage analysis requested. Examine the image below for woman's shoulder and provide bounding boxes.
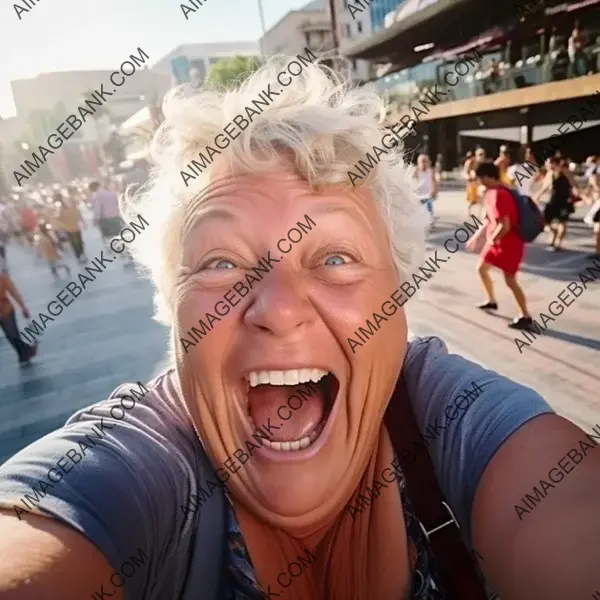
[0,369,202,510]
[0,370,205,599]
[403,336,554,536]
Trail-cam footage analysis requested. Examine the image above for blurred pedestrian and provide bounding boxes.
[494,145,512,186]
[54,191,87,263]
[88,180,123,245]
[466,161,534,331]
[434,153,444,180]
[463,148,486,215]
[411,154,438,229]
[583,155,598,201]
[534,157,580,251]
[583,157,600,257]
[568,23,585,63]
[508,146,537,201]
[35,221,71,279]
[0,272,37,366]
[19,202,38,247]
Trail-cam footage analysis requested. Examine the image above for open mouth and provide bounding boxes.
[243,368,339,453]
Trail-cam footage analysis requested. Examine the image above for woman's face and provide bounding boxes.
[175,168,408,517]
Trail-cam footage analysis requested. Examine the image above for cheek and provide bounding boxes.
[308,272,405,353]
[175,287,239,359]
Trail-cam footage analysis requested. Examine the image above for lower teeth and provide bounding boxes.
[260,423,324,452]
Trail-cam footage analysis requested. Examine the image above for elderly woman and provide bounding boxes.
[0,56,598,600]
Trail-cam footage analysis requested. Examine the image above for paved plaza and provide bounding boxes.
[1,190,598,465]
[0,222,168,465]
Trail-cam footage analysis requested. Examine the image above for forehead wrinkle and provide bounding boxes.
[310,191,383,237]
[181,177,250,239]
[182,175,316,239]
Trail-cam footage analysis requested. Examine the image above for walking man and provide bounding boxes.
[466,161,534,331]
[88,180,123,245]
[0,272,37,366]
[54,192,87,263]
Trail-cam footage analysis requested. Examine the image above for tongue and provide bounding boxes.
[247,384,326,442]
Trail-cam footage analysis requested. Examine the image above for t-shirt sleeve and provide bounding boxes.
[403,336,554,544]
[0,379,199,600]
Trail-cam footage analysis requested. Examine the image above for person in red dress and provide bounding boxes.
[466,161,534,331]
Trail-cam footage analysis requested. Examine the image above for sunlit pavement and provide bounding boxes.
[1,191,598,465]
[408,190,599,432]
[0,221,168,465]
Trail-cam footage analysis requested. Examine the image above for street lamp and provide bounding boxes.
[257,0,267,61]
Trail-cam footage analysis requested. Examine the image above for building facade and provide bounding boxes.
[151,41,259,87]
[118,41,259,161]
[11,68,170,129]
[336,0,375,82]
[260,0,334,60]
[4,65,172,185]
[346,0,600,165]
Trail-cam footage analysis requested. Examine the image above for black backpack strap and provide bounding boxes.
[384,372,488,600]
[180,451,228,600]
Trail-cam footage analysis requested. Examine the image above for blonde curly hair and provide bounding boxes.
[122,53,426,326]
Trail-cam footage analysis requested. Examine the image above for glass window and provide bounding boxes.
[371,0,409,32]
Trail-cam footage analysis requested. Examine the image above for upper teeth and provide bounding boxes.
[247,368,328,388]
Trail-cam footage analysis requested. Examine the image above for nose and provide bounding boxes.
[244,269,314,338]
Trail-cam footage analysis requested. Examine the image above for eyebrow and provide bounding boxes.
[184,207,240,238]
[309,202,365,223]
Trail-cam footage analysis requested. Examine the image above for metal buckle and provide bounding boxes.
[418,501,460,541]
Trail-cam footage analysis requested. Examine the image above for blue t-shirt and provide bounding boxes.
[0,336,553,599]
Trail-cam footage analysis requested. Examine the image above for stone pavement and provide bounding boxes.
[0,221,168,465]
[407,190,599,432]
[0,192,598,465]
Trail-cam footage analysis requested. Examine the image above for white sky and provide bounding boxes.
[0,0,311,117]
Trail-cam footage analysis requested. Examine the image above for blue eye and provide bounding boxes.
[324,255,347,266]
[206,258,236,270]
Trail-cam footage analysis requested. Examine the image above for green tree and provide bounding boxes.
[205,55,261,89]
